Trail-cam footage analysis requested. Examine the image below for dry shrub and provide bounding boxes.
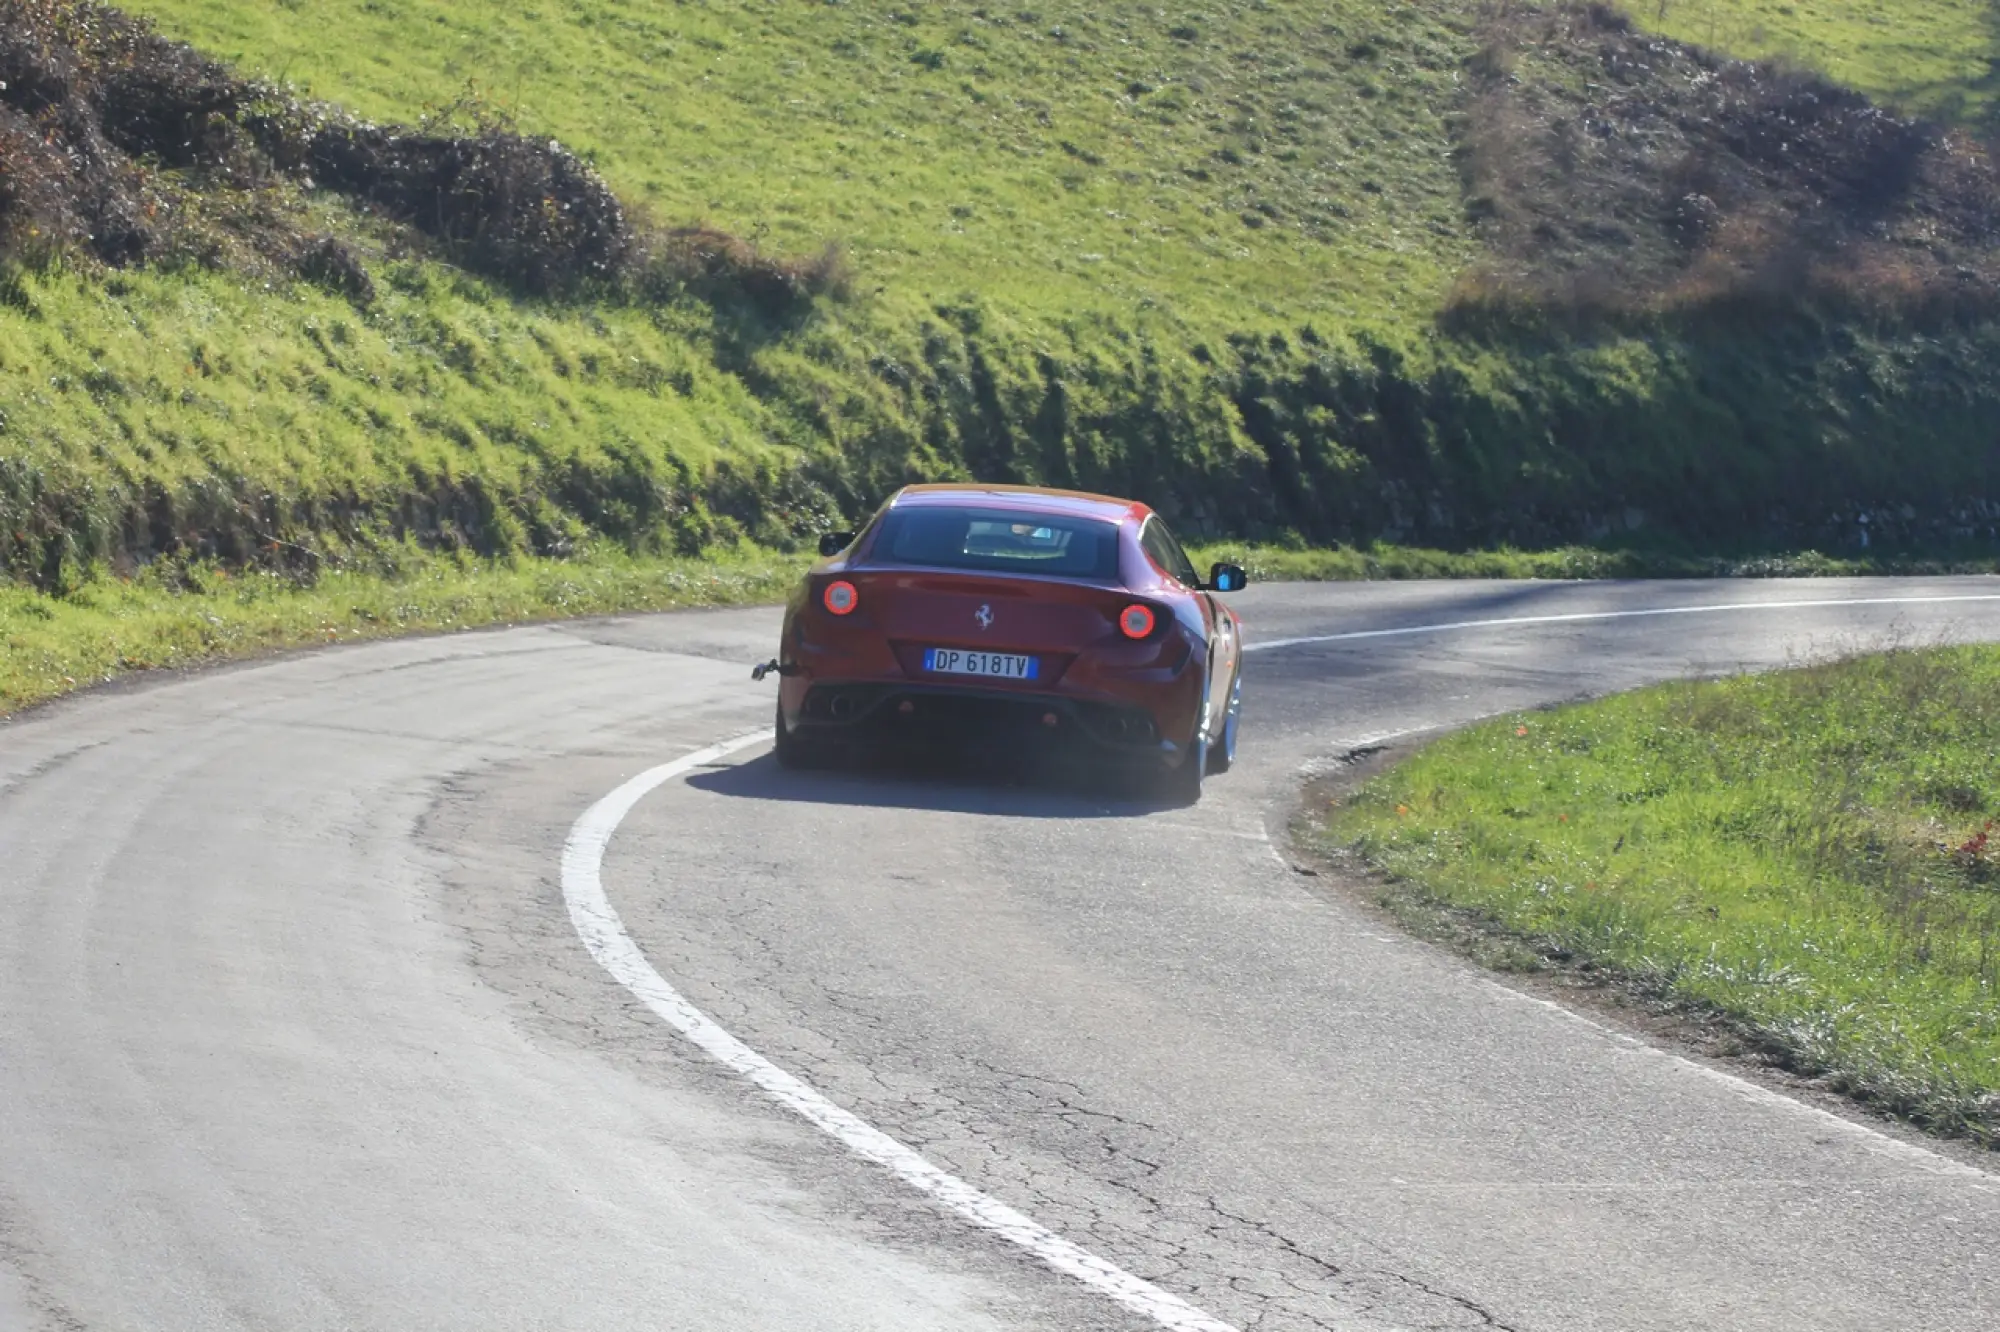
[291,232,376,303]
[1447,2,2000,328]
[0,0,300,262]
[640,226,852,319]
[0,0,844,313]
[306,122,630,294]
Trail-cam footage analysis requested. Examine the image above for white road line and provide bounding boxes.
[561,730,1243,1332]
[1328,728,1433,751]
[1244,592,2000,653]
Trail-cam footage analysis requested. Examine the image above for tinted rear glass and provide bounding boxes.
[870,506,1121,580]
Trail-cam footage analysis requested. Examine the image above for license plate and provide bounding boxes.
[923,648,1039,680]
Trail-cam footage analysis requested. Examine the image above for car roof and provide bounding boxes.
[889,484,1151,526]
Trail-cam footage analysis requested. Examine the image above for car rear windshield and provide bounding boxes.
[869,506,1122,581]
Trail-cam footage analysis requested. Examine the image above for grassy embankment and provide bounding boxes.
[85,0,2000,563]
[1321,645,2000,1142]
[0,547,804,715]
[5,1,2000,715]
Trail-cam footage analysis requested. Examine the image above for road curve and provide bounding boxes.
[3,576,1999,1332]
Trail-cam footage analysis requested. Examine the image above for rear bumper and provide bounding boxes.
[788,680,1188,766]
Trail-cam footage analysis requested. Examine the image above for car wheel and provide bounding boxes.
[773,698,828,770]
[1160,741,1205,804]
[1206,671,1242,776]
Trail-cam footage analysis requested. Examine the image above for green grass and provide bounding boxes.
[0,545,805,717]
[1639,1,2000,125]
[125,0,1479,328]
[1,254,820,582]
[0,0,1987,580]
[1323,646,2000,1140]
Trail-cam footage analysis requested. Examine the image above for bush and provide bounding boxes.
[638,226,851,319]
[305,123,630,294]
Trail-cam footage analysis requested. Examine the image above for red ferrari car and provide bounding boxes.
[760,484,1247,801]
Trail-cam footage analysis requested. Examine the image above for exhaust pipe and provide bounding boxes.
[828,693,856,720]
[1109,713,1155,742]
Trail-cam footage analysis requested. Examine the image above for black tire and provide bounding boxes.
[773,698,826,770]
[1160,741,1205,805]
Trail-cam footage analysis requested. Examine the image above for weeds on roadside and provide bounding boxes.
[1328,641,2000,1143]
[0,543,808,716]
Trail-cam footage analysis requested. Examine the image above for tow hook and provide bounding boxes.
[751,659,796,682]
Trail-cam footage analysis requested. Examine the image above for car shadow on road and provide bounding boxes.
[682,749,1171,820]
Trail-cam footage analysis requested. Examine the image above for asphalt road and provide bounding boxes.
[3,577,1999,1332]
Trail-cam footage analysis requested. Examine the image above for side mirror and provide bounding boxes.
[1207,562,1248,593]
[817,531,856,557]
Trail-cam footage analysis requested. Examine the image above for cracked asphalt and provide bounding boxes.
[3,577,2000,1331]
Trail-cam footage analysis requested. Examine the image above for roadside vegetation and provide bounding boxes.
[4,0,2000,707]
[1321,645,2000,1143]
[0,545,803,715]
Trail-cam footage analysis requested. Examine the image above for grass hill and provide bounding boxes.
[123,0,1480,325]
[4,0,1999,621]
[1645,0,2000,126]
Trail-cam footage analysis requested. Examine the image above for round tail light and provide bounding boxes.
[823,580,859,615]
[1118,603,1156,639]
